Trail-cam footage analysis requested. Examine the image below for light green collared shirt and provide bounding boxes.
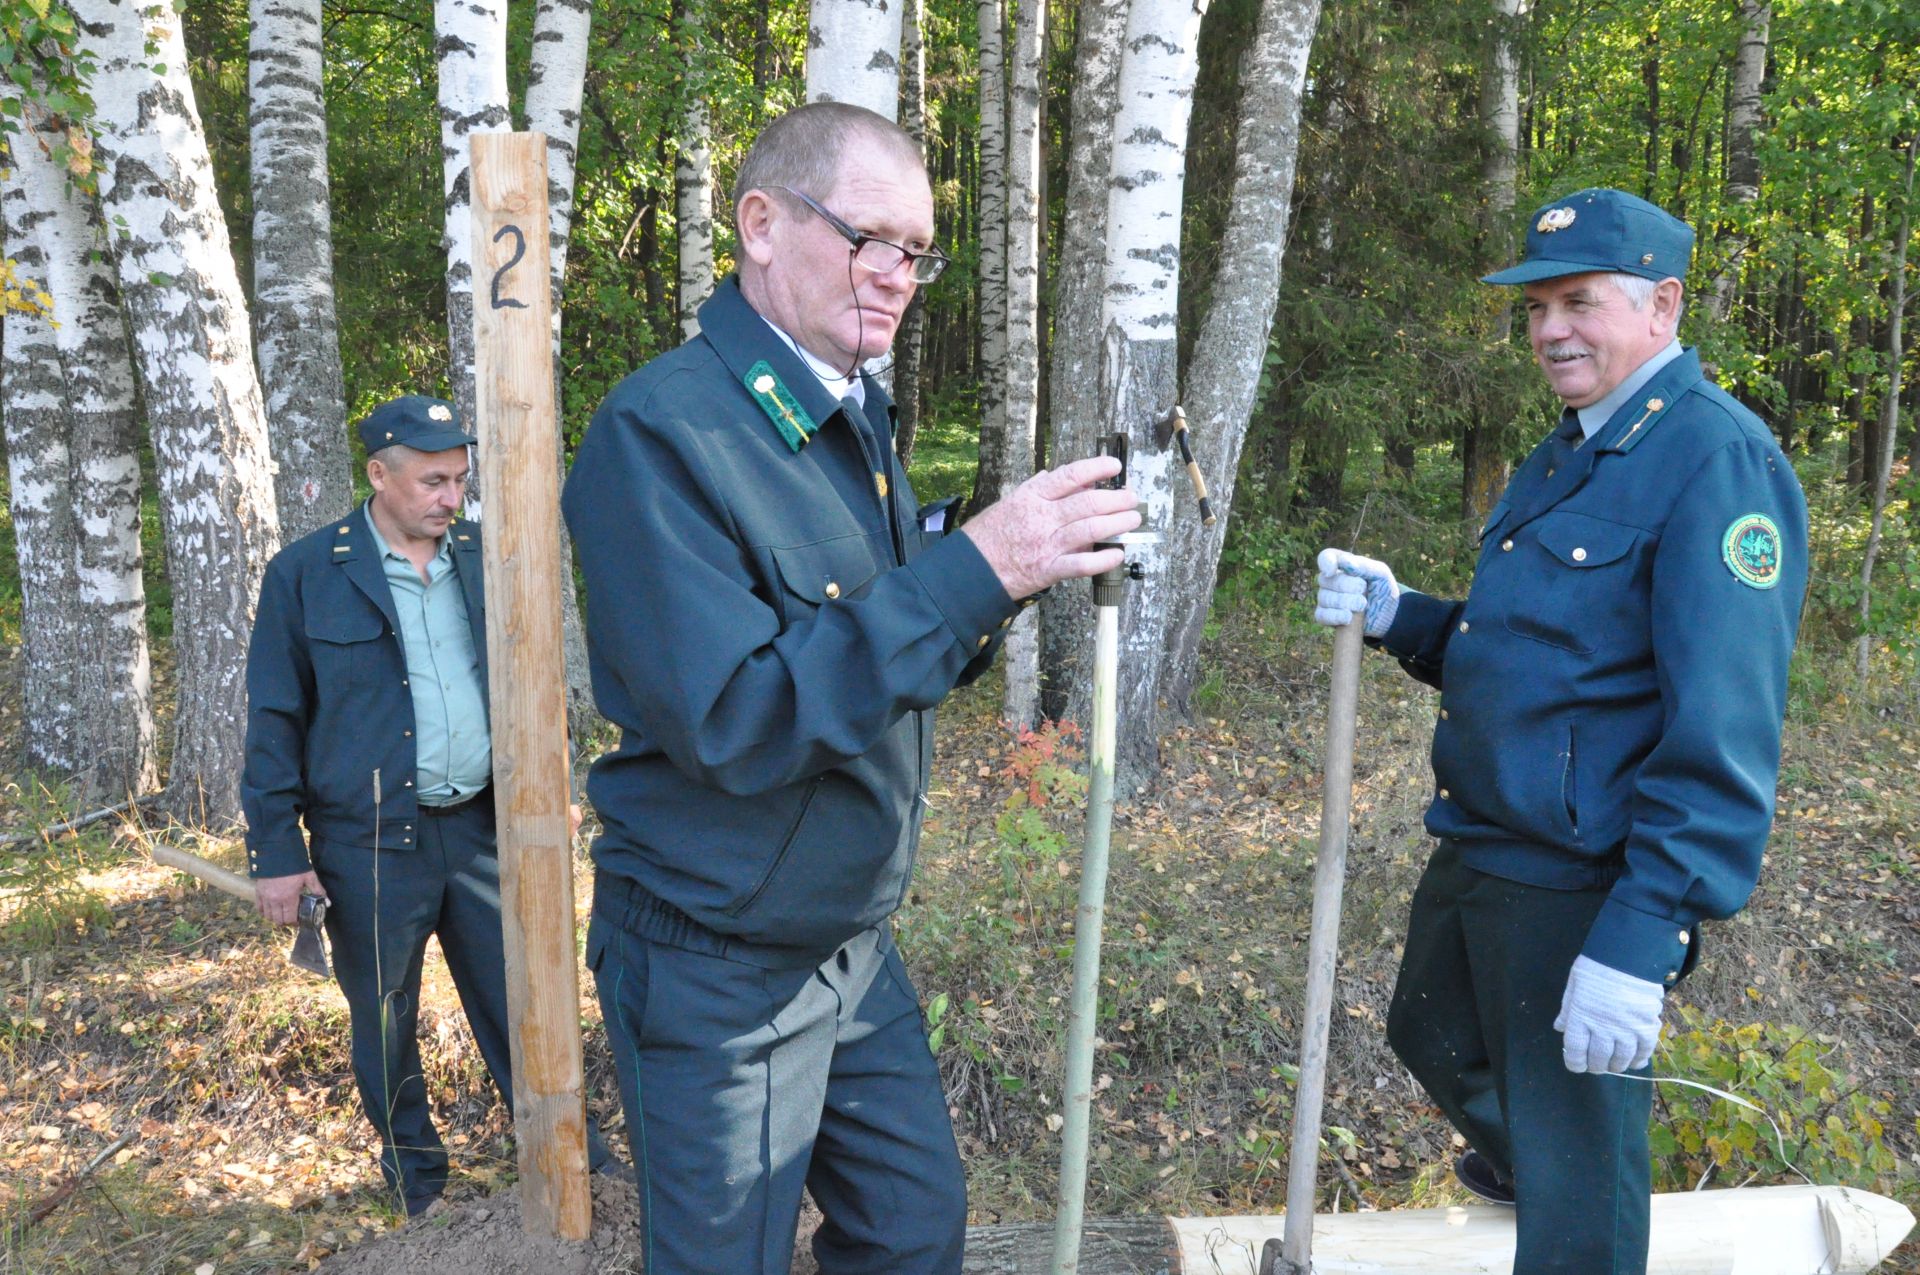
[365,506,491,805]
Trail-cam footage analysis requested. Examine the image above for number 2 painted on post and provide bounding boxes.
[490,225,529,310]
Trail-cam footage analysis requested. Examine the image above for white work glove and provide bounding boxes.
[1314,548,1401,637]
[1554,955,1666,1074]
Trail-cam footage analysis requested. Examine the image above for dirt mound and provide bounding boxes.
[316,1177,823,1275]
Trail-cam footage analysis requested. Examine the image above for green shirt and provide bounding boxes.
[364,506,491,804]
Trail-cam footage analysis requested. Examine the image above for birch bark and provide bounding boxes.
[1037,0,1126,726]
[999,0,1047,727]
[249,0,351,544]
[1706,1,1769,324]
[1461,0,1526,520]
[805,0,905,116]
[892,0,930,463]
[77,0,281,826]
[435,0,510,482]
[1161,0,1322,716]
[673,0,715,338]
[523,0,601,738]
[1095,0,1207,793]
[967,0,1011,515]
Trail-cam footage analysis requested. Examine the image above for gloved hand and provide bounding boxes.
[1314,548,1401,637]
[1554,955,1666,1074]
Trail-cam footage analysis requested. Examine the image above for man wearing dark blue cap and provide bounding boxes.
[241,396,620,1217]
[1314,189,1806,1272]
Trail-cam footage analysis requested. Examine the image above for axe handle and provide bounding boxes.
[150,842,256,903]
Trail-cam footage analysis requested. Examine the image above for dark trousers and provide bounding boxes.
[588,906,966,1275]
[314,792,609,1207]
[1387,840,1652,1275]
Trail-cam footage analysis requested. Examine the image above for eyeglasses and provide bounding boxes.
[775,186,949,285]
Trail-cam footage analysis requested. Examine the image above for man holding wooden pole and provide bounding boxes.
[240,396,621,1220]
[563,102,1138,1275]
[1313,189,1806,1274]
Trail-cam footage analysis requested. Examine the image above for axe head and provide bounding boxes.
[290,893,331,978]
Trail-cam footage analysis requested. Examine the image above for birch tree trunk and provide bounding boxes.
[1706,1,1770,324]
[999,0,1047,727]
[1855,132,1916,683]
[893,0,929,464]
[805,0,904,116]
[1038,0,1127,726]
[1095,0,1208,794]
[1461,0,1526,521]
[248,0,352,544]
[435,0,510,488]
[966,0,1011,516]
[523,0,602,741]
[2,106,158,803]
[77,0,281,827]
[673,0,716,339]
[1160,0,1322,716]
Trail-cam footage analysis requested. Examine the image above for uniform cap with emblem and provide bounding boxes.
[356,395,477,455]
[1481,187,1694,287]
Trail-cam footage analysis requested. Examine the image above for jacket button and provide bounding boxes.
[1572,547,1588,562]
[1677,930,1690,945]
[401,680,408,688]
[1440,709,1449,720]
[405,780,414,787]
[825,581,841,600]
[976,635,990,650]
[1458,621,1470,633]
[1665,972,1677,984]
[875,473,889,498]
[404,825,413,832]
[1547,467,1556,478]
[999,616,1012,629]
[1439,788,1451,800]
[404,729,413,737]
[1501,539,1513,551]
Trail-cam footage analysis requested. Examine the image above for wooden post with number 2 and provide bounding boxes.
[470,131,593,1241]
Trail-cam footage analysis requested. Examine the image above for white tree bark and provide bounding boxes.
[1707,0,1770,324]
[1000,0,1047,728]
[1038,0,1127,726]
[968,0,1011,513]
[673,0,715,339]
[892,0,930,462]
[77,0,281,826]
[523,0,601,740]
[805,0,905,116]
[435,0,510,486]
[1094,0,1207,793]
[1160,0,1322,716]
[249,0,352,543]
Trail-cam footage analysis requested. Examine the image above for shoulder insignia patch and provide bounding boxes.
[743,360,817,453]
[1721,513,1783,589]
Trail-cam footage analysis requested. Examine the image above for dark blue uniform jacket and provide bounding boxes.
[564,278,1017,963]
[241,506,490,878]
[1378,349,1807,985]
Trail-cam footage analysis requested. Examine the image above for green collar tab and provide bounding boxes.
[744,360,818,453]
[1604,392,1674,454]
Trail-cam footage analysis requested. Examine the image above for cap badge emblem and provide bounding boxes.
[1536,207,1577,233]
[428,404,453,421]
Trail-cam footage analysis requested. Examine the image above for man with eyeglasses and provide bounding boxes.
[564,102,1139,1274]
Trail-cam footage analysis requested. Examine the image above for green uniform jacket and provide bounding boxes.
[1378,349,1807,986]
[564,277,1018,961]
[241,505,490,878]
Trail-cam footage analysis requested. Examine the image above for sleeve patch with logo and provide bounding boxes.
[1721,513,1783,589]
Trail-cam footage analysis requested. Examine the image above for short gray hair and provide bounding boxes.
[367,442,422,471]
[731,102,925,213]
[1607,272,1685,322]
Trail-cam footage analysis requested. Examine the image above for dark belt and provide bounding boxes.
[418,784,492,816]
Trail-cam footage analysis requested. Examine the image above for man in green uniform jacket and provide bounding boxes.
[1315,189,1807,1274]
[564,102,1140,1274]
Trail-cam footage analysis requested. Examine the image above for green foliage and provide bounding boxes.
[1650,1005,1899,1192]
[0,780,112,951]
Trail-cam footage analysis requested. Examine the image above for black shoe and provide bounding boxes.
[593,1157,637,1185]
[1454,1149,1515,1205]
[404,1192,447,1219]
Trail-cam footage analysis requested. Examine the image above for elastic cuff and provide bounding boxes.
[907,532,1018,653]
[1580,897,1692,987]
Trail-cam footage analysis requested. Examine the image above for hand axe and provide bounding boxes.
[149,842,332,978]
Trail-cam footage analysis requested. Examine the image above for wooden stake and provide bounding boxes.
[1270,614,1365,1275]
[470,131,592,1242]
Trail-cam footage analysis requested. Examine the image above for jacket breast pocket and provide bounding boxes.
[305,605,388,688]
[768,532,887,627]
[1505,512,1643,654]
